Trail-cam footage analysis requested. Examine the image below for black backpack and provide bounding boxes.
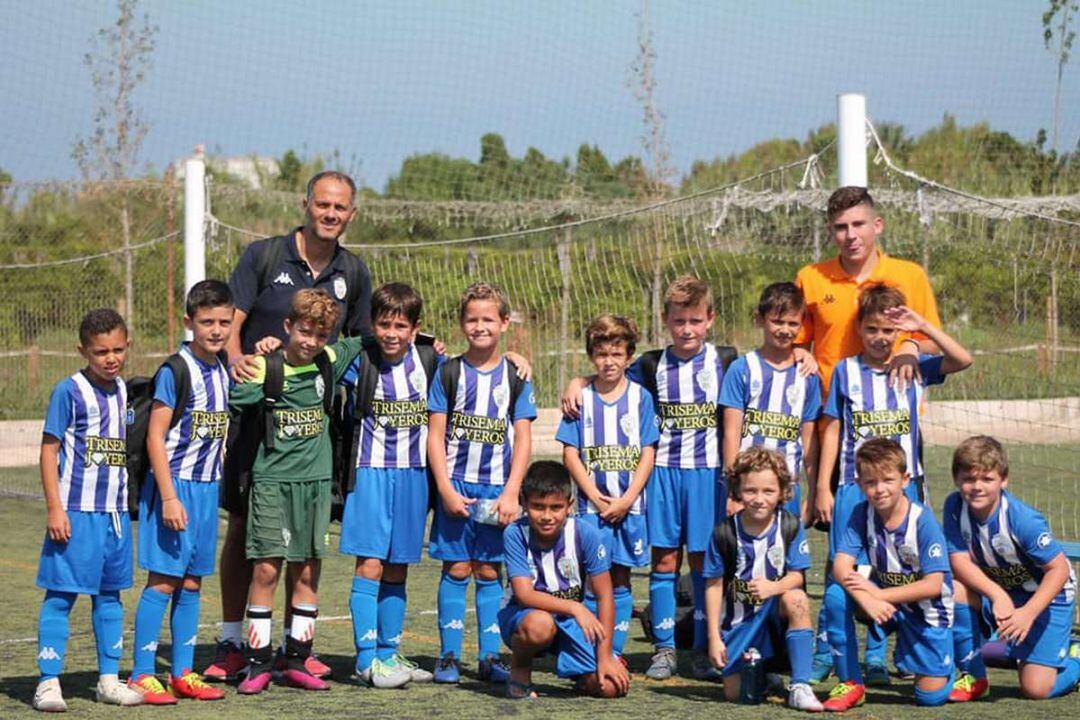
[711,509,802,591]
[221,349,334,503]
[438,355,526,426]
[635,344,738,413]
[125,352,226,519]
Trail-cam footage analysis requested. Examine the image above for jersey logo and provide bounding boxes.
[695,368,714,392]
[1037,532,1052,548]
[37,647,61,661]
[333,275,347,299]
[928,543,942,559]
[633,538,645,555]
[618,413,635,438]
[596,544,607,560]
[799,540,810,556]
[750,378,762,395]
[767,543,786,571]
[559,556,578,577]
[785,383,803,408]
[823,294,836,304]
[273,271,294,286]
[656,617,675,631]
[409,368,426,390]
[898,544,919,565]
[991,534,1012,556]
[491,384,508,410]
[315,374,326,400]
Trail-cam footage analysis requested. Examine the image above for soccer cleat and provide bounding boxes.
[273,645,333,680]
[32,677,68,713]
[644,647,677,680]
[353,658,412,689]
[892,662,915,681]
[432,652,461,684]
[169,671,225,701]
[691,651,723,682]
[203,639,246,682]
[236,667,273,695]
[477,654,511,683]
[822,681,865,712]
[863,663,891,687]
[809,656,834,685]
[126,674,176,705]
[281,667,330,691]
[95,675,144,706]
[788,682,825,712]
[948,673,990,703]
[386,654,433,683]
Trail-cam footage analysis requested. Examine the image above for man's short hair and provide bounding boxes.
[857,282,906,321]
[185,279,234,318]
[585,314,639,357]
[756,281,805,320]
[79,308,128,346]
[827,186,876,222]
[728,447,794,502]
[952,435,1009,479]
[287,288,341,330]
[855,437,907,478]
[306,170,357,205]
[372,282,423,326]
[521,461,573,502]
[663,274,713,315]
[458,281,511,322]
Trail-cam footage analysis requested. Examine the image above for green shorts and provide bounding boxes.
[245,478,332,561]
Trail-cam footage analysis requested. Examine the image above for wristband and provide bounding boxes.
[161,496,178,503]
[901,338,920,351]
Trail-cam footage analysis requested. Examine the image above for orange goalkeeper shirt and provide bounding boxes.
[794,251,941,393]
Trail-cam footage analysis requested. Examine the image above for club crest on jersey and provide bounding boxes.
[785,383,803,408]
[315,374,326,399]
[618,413,635,437]
[333,275,347,300]
[1037,532,1052,548]
[558,556,577,578]
[799,539,810,556]
[695,368,714,392]
[492,384,508,410]
[409,368,426,390]
[928,543,942,558]
[897,543,918,566]
[991,534,1012,556]
[767,543,785,571]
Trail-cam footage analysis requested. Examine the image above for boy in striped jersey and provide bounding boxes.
[703,447,822,711]
[428,282,537,684]
[33,309,144,711]
[557,314,658,658]
[814,283,971,685]
[944,436,1079,701]
[499,461,630,699]
[720,282,821,523]
[340,283,442,688]
[829,438,956,711]
[128,281,234,704]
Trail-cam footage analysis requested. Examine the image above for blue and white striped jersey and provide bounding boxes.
[428,356,537,486]
[838,500,955,628]
[555,380,659,515]
[503,516,610,604]
[153,344,230,483]
[719,351,822,479]
[825,354,945,487]
[702,511,811,631]
[43,372,128,512]
[943,490,1076,608]
[347,344,436,469]
[629,344,726,469]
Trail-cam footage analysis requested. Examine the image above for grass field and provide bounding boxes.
[1,493,1079,719]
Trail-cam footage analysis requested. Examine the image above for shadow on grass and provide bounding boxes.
[0,669,100,708]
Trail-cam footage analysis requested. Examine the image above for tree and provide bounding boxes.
[1043,1,1077,154]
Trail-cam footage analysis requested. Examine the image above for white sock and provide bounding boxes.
[290,604,318,643]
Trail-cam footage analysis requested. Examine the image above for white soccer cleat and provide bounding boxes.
[32,678,67,713]
[94,675,143,706]
[788,682,825,713]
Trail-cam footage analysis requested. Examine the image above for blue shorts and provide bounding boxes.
[429,479,506,563]
[577,513,648,568]
[138,476,219,578]
[720,598,784,676]
[985,599,1075,669]
[648,466,723,552]
[882,610,954,678]
[498,604,598,678]
[829,478,925,562]
[37,510,133,595]
[340,467,428,564]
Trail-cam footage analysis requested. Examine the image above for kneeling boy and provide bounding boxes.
[499,461,630,699]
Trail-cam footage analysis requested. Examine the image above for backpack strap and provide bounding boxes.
[439,356,463,425]
[504,358,525,421]
[778,508,800,548]
[314,350,334,416]
[712,515,740,592]
[637,349,663,400]
[161,353,191,429]
[338,250,367,334]
[262,351,286,452]
[254,236,287,295]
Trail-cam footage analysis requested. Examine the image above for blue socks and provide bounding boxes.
[813,602,831,663]
[824,579,862,684]
[350,576,380,671]
[376,582,407,662]
[91,591,124,676]
[953,602,987,680]
[132,587,170,677]
[37,591,75,680]
[437,573,469,658]
[690,569,707,651]
[649,572,677,649]
[864,616,887,666]
[170,588,201,676]
[1049,657,1080,698]
[787,628,814,685]
[475,577,502,660]
[613,586,633,656]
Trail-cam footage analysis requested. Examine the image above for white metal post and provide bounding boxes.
[837,93,868,188]
[183,147,206,339]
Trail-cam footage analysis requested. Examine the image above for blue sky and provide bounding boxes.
[2,1,1077,190]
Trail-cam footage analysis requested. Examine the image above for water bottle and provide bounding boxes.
[739,647,764,704]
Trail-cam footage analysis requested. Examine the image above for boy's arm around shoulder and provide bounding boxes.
[228,356,267,408]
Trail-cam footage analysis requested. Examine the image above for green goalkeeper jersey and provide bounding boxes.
[229,336,363,482]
